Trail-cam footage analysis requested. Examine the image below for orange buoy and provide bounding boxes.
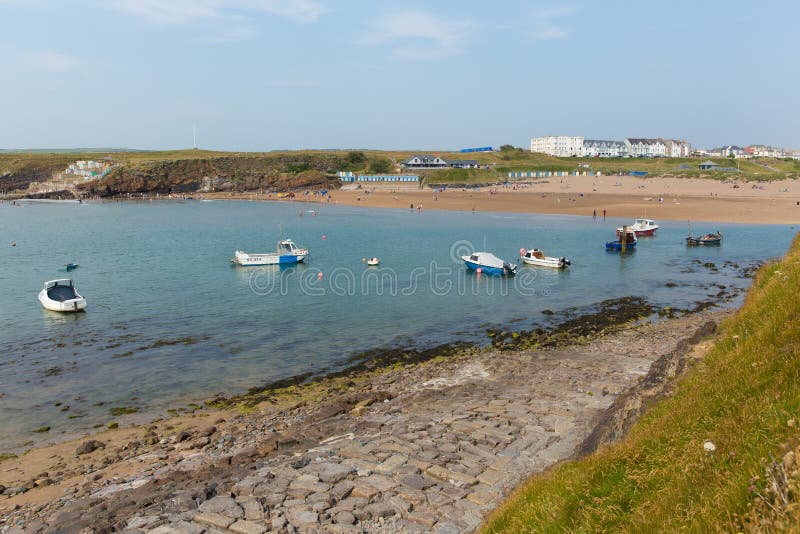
[476,267,482,274]
[519,247,526,256]
[322,235,327,240]
[317,271,323,280]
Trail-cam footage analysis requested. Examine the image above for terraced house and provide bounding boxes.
[582,140,628,158]
[625,138,667,157]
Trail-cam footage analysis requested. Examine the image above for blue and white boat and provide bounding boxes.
[605,229,637,251]
[462,252,517,276]
[232,239,309,266]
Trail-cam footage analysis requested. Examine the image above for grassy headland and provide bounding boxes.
[1,148,797,196]
[483,234,800,532]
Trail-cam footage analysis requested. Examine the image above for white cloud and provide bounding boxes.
[109,0,326,25]
[530,5,579,41]
[359,9,472,60]
[20,50,80,74]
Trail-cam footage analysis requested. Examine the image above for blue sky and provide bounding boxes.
[0,0,798,151]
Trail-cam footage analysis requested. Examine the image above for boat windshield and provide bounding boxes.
[279,241,296,254]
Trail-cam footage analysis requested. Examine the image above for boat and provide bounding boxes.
[65,263,79,271]
[232,239,309,266]
[366,257,380,266]
[606,229,638,251]
[617,218,659,237]
[38,279,86,312]
[519,248,570,268]
[462,252,517,276]
[686,230,722,246]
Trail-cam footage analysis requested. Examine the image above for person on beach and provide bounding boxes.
[593,209,597,221]
[603,209,607,220]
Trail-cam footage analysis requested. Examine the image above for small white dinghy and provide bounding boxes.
[520,248,571,269]
[38,279,86,312]
[366,257,380,266]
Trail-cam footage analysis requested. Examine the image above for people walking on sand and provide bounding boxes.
[593,209,596,221]
[603,209,606,220]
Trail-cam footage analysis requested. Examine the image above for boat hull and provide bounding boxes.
[38,290,86,312]
[463,260,506,276]
[232,252,308,266]
[605,241,637,251]
[686,237,721,246]
[617,227,657,237]
[520,251,570,268]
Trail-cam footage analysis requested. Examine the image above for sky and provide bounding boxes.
[0,0,798,151]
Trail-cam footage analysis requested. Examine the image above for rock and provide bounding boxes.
[287,508,318,526]
[197,496,244,518]
[228,519,268,534]
[315,462,356,483]
[334,510,356,525]
[193,511,235,529]
[239,498,265,520]
[271,515,287,530]
[75,440,104,455]
[331,480,355,500]
[703,441,716,453]
[365,502,396,519]
[399,474,435,490]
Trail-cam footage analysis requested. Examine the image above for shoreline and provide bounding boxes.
[198,173,800,224]
[1,301,732,532]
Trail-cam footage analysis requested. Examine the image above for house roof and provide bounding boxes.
[402,155,445,164]
[585,140,625,147]
[445,159,477,165]
[626,138,663,145]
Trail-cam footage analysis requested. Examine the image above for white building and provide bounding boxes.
[664,139,692,157]
[583,140,627,158]
[530,136,584,157]
[625,138,666,158]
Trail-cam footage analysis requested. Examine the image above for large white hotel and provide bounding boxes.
[530,136,691,158]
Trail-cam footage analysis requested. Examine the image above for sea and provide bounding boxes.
[0,199,795,451]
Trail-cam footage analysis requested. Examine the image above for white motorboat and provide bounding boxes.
[232,239,309,266]
[366,257,380,266]
[38,279,86,312]
[520,248,571,268]
[617,218,659,237]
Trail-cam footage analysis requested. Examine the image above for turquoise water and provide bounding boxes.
[0,199,795,450]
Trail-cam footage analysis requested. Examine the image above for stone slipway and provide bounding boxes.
[0,310,726,533]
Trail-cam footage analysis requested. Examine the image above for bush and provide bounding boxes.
[369,157,393,174]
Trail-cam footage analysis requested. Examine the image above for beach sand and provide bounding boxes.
[321,176,800,224]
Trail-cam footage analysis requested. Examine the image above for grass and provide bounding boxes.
[483,233,800,533]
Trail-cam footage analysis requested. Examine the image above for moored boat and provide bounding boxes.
[366,257,380,266]
[606,229,638,251]
[462,252,517,276]
[617,218,659,237]
[519,248,570,268]
[686,230,722,246]
[65,263,79,271]
[232,239,308,266]
[38,279,86,312]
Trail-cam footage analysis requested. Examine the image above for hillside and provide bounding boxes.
[483,234,800,532]
[1,149,797,196]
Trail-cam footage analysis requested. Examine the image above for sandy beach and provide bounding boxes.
[324,176,800,225]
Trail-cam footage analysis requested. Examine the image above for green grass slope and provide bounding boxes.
[483,234,800,532]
